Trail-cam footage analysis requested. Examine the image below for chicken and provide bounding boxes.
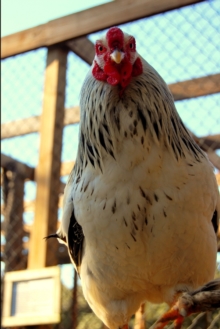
[47,27,220,328]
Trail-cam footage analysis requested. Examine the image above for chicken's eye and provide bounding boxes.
[128,37,136,51]
[96,43,106,54]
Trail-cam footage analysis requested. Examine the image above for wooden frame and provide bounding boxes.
[1,0,202,59]
[2,72,220,140]
[2,266,61,327]
[1,1,219,327]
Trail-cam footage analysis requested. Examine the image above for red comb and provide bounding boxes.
[106,27,124,49]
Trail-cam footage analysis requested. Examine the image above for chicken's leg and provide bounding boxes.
[152,306,184,329]
[151,278,220,329]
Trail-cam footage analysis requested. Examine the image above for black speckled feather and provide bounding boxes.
[68,208,84,270]
[211,209,219,233]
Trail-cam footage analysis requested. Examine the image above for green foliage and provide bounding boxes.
[59,283,73,329]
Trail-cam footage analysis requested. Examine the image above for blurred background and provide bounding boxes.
[1,0,220,328]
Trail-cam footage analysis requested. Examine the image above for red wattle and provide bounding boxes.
[92,61,107,81]
[104,61,121,85]
[120,76,131,89]
[132,57,143,77]
[107,75,120,86]
[92,56,143,92]
[121,59,132,80]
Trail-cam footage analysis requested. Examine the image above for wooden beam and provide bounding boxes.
[1,154,70,189]
[206,152,220,171]
[189,131,220,169]
[1,116,40,140]
[1,241,70,265]
[1,154,35,180]
[64,107,80,125]
[28,46,68,269]
[202,134,220,143]
[169,74,220,101]
[1,107,80,139]
[2,73,220,140]
[1,116,39,139]
[1,195,64,219]
[2,168,219,220]
[2,168,26,271]
[191,133,220,152]
[60,161,75,176]
[1,220,61,236]
[1,0,203,59]
[66,37,94,65]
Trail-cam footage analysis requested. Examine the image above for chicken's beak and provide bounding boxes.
[110,49,125,64]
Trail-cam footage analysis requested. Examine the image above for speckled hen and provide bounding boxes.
[47,27,220,328]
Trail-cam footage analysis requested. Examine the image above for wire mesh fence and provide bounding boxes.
[1,0,220,328]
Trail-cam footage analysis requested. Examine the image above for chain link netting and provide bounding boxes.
[1,1,220,328]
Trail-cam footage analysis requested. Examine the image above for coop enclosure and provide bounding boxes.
[1,0,220,328]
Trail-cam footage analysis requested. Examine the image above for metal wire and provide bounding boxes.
[1,1,220,328]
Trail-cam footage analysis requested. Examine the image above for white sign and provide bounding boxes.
[2,266,61,327]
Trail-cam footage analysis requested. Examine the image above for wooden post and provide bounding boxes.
[2,167,25,272]
[71,269,78,329]
[28,46,68,269]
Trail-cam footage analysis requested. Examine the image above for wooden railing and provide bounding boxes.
[1,0,203,59]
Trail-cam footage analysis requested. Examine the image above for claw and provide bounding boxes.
[152,306,182,329]
[174,316,184,329]
[151,279,220,329]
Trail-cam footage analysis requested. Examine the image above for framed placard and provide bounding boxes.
[2,266,61,327]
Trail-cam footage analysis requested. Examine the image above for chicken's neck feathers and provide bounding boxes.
[71,57,204,182]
